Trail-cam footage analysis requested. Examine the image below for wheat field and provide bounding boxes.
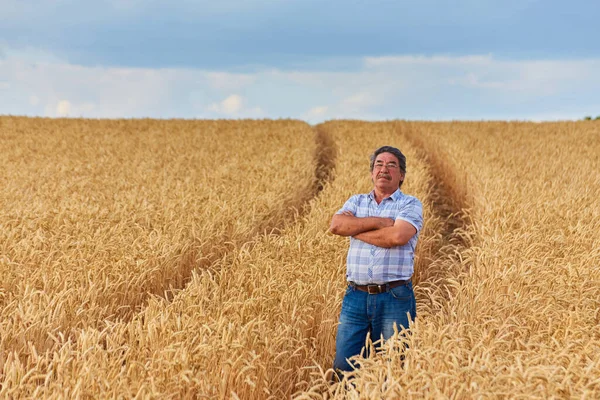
[0,116,599,398]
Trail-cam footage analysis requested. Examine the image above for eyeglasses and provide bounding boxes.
[373,162,399,170]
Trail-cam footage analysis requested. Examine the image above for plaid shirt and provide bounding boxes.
[337,189,423,285]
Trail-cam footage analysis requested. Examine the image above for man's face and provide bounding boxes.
[371,152,404,191]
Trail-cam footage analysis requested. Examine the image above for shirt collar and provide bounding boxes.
[368,188,403,202]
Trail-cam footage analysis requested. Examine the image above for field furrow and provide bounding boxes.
[397,122,472,303]
[0,117,319,365]
[298,121,473,399]
[314,121,600,399]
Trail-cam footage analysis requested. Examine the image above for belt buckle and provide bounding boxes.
[367,285,381,294]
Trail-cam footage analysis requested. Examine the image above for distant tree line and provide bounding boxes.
[583,116,600,120]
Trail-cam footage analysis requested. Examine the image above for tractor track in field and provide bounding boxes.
[115,124,338,322]
[308,122,473,398]
[3,124,338,365]
[398,122,472,307]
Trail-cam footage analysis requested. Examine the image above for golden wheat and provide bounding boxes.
[0,117,316,384]
[2,117,599,399]
[308,121,600,399]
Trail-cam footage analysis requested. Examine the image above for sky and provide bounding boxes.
[1,0,600,122]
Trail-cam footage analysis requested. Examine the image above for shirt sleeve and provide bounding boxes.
[336,195,358,216]
[395,197,423,233]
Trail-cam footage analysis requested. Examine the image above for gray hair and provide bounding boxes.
[369,145,407,187]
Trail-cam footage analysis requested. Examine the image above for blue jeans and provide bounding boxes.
[333,281,416,372]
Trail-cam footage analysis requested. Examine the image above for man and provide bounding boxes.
[329,145,423,374]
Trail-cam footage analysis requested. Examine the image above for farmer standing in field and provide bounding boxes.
[329,145,423,375]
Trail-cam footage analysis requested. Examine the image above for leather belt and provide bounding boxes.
[349,279,411,294]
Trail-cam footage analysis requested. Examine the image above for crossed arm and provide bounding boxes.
[329,211,417,248]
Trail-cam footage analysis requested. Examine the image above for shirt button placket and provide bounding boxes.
[370,202,377,257]
[368,199,377,282]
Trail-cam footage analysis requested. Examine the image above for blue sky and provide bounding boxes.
[1,0,599,121]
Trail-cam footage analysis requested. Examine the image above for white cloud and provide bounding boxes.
[341,93,378,109]
[56,100,71,116]
[48,100,96,118]
[367,55,600,98]
[213,94,243,114]
[306,106,328,116]
[0,44,65,64]
[1,47,600,122]
[302,106,328,123]
[207,94,264,117]
[449,72,506,89]
[0,59,176,118]
[206,72,256,91]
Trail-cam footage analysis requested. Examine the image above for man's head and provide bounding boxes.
[370,146,406,189]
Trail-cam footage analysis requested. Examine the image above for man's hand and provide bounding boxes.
[329,212,394,237]
[353,219,417,248]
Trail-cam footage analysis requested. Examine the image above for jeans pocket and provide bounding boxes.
[344,285,354,296]
[340,285,353,308]
[389,284,411,301]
